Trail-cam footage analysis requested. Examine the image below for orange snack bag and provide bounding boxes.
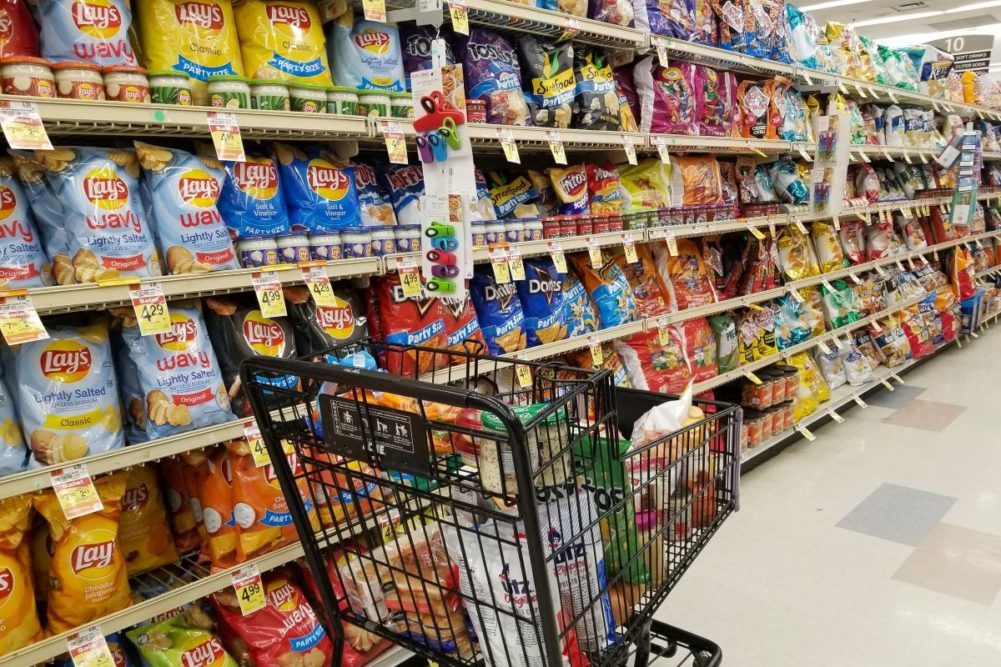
[34,472,132,634]
[119,464,180,576]
[0,495,43,655]
[304,448,381,530]
[653,238,718,311]
[669,156,723,206]
[195,446,239,570]
[612,244,671,318]
[159,457,203,552]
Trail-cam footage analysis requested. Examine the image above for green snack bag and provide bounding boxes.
[127,614,238,667]
[709,314,739,373]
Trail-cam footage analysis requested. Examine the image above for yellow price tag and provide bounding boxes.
[748,224,765,240]
[794,218,807,234]
[515,362,532,388]
[497,127,519,163]
[745,371,762,385]
[252,271,287,318]
[0,293,48,345]
[508,248,526,281]
[50,464,103,520]
[587,241,603,269]
[129,281,171,336]
[490,249,511,284]
[448,0,468,34]
[666,234,678,256]
[548,242,567,274]
[546,130,567,165]
[622,135,638,166]
[243,420,270,468]
[657,318,670,346]
[397,256,422,298]
[622,235,638,264]
[362,0,386,21]
[588,336,604,366]
[381,121,408,164]
[303,267,336,307]
[832,216,841,231]
[68,626,116,667]
[0,101,53,150]
[207,112,246,162]
[231,564,267,616]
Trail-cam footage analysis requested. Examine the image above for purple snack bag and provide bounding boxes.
[635,56,696,135]
[459,28,531,126]
[400,25,454,89]
[634,0,694,37]
[613,65,640,126]
[696,66,737,137]
[693,0,718,45]
[588,0,633,25]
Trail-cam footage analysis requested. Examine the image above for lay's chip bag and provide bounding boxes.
[119,463,180,576]
[11,320,124,468]
[34,471,132,633]
[353,162,397,227]
[570,251,638,328]
[233,0,331,85]
[128,614,238,667]
[217,154,292,239]
[137,0,245,104]
[35,0,137,66]
[274,144,360,232]
[159,457,203,552]
[120,303,234,439]
[0,157,52,290]
[517,257,570,347]
[136,143,238,274]
[0,495,43,655]
[284,284,370,360]
[194,446,238,569]
[470,265,527,356]
[0,375,26,477]
[10,153,74,285]
[328,7,404,92]
[12,147,160,282]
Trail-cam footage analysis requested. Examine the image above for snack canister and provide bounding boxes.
[485,221,505,246]
[390,91,413,119]
[576,216,594,236]
[357,92,390,117]
[236,238,279,267]
[327,86,358,115]
[471,221,487,247]
[371,228,396,256]
[208,75,250,109]
[277,234,310,264]
[52,61,104,100]
[103,66,151,104]
[504,220,525,243]
[560,216,577,237]
[542,217,561,239]
[342,228,372,258]
[309,233,342,261]
[0,57,55,97]
[524,219,543,241]
[395,225,421,253]
[465,99,487,123]
[592,213,611,234]
[290,84,328,113]
[148,70,190,105]
[251,80,291,111]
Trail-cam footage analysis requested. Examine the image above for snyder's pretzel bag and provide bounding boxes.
[217,154,292,239]
[11,147,160,283]
[119,463,180,576]
[520,37,575,128]
[274,144,361,232]
[460,28,531,126]
[329,8,404,91]
[233,0,331,86]
[35,0,136,66]
[0,496,42,655]
[34,472,132,633]
[9,320,124,468]
[0,158,52,289]
[136,143,239,274]
[128,614,238,667]
[120,303,234,440]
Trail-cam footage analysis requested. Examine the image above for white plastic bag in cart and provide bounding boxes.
[628,382,704,450]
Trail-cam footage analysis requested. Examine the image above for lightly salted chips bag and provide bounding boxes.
[9,320,124,467]
[216,153,292,239]
[10,153,73,285]
[329,7,404,91]
[0,157,52,289]
[12,147,160,283]
[0,495,43,655]
[128,613,238,667]
[517,256,570,347]
[120,303,234,439]
[34,471,132,633]
[470,265,527,355]
[119,463,180,576]
[135,143,239,274]
[34,0,136,66]
[233,0,331,86]
[274,144,361,232]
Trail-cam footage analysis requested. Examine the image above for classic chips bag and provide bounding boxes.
[0,158,52,289]
[119,464,180,576]
[570,251,637,328]
[0,496,42,655]
[35,472,132,633]
[470,265,527,355]
[128,614,238,667]
[328,7,404,91]
[233,0,331,85]
[274,144,361,232]
[217,154,292,239]
[136,143,239,274]
[35,0,137,65]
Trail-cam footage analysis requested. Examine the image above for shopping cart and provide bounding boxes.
[241,340,740,667]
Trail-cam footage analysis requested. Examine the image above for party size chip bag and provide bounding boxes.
[520,36,575,128]
[194,446,239,569]
[470,265,527,355]
[460,28,531,126]
[517,256,571,347]
[275,144,361,232]
[128,614,238,667]
[119,463,180,576]
[379,164,424,227]
[329,7,404,91]
[234,0,332,85]
[216,154,292,239]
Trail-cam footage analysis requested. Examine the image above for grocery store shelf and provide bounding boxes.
[650,36,797,79]
[458,0,646,49]
[643,134,812,156]
[466,123,647,152]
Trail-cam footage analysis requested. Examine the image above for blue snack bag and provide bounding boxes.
[517,257,570,347]
[328,7,405,91]
[0,372,26,476]
[0,158,52,289]
[570,252,637,328]
[217,154,292,239]
[562,271,598,337]
[274,144,361,232]
[353,162,397,227]
[378,164,424,227]
[35,0,137,66]
[470,265,527,355]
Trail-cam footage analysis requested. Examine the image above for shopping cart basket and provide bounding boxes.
[241,340,740,667]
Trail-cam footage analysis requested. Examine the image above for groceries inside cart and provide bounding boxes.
[241,339,740,667]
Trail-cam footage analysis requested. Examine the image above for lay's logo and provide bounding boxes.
[123,483,150,512]
[306,160,349,202]
[0,567,13,603]
[71,0,122,38]
[354,30,390,54]
[156,313,197,351]
[180,637,226,667]
[264,451,296,487]
[71,540,115,573]
[266,4,311,29]
[175,1,224,29]
[317,300,354,339]
[0,184,16,221]
[41,340,92,382]
[83,167,128,211]
[178,169,220,207]
[233,160,278,200]
[242,311,285,356]
[266,579,298,612]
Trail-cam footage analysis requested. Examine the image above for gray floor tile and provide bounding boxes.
[893,523,1001,605]
[882,399,968,432]
[864,384,927,409]
[837,483,957,546]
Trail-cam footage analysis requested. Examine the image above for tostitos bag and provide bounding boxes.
[570,250,638,328]
[119,463,180,576]
[460,28,531,126]
[216,154,292,239]
[328,7,404,91]
[0,496,43,655]
[34,0,136,66]
[0,157,52,289]
[275,144,361,232]
[233,0,331,86]
[136,143,238,274]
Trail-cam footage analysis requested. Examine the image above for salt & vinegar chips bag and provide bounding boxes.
[0,496,43,655]
[233,0,331,86]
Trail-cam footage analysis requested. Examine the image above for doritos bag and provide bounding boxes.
[470,266,527,356]
[128,614,238,667]
[370,273,448,375]
[439,295,486,354]
[119,464,180,576]
[570,251,638,328]
[194,447,238,569]
[654,239,718,310]
[615,328,691,394]
[0,496,42,655]
[34,472,132,633]
[517,257,571,347]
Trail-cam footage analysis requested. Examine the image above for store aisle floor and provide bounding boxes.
[656,324,1001,666]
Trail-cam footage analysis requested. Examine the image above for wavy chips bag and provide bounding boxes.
[233,0,331,85]
[119,464,180,576]
[35,0,137,66]
[0,496,43,655]
[34,472,132,633]
[0,158,52,290]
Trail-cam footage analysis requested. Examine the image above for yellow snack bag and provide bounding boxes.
[0,495,43,655]
[788,351,830,422]
[233,0,332,86]
[34,472,132,633]
[120,464,180,576]
[137,0,245,104]
[618,160,671,212]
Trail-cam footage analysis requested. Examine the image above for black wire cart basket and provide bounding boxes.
[240,340,740,667]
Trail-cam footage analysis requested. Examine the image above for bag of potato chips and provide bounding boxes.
[128,614,238,667]
[233,0,331,86]
[194,447,238,570]
[34,472,132,633]
[159,457,203,552]
[119,464,180,576]
[0,375,26,477]
[0,495,43,655]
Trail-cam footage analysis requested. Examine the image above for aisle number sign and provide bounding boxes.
[231,563,267,615]
[0,293,48,345]
[68,626,116,667]
[129,282,171,336]
[207,112,246,162]
[51,464,103,520]
[0,101,52,150]
[251,271,287,318]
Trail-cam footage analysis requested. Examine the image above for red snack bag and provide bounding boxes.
[839,220,866,265]
[681,318,718,384]
[370,274,448,375]
[614,328,691,394]
[0,0,38,58]
[213,568,333,667]
[951,246,976,300]
[439,294,486,355]
[653,238,718,310]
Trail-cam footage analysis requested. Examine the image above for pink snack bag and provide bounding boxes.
[695,66,737,137]
[635,56,696,135]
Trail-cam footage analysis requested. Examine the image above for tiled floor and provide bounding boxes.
[655,324,1001,665]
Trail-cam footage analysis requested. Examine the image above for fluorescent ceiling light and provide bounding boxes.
[945,0,1001,12]
[799,0,869,10]
[852,10,943,26]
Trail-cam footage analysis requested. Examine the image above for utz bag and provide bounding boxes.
[217,154,292,239]
[370,273,448,375]
[379,164,424,227]
[121,303,234,439]
[517,257,571,347]
[635,56,696,135]
[11,320,124,468]
[233,0,332,86]
[274,144,361,232]
[13,147,160,282]
[570,251,638,328]
[136,143,238,274]
[329,7,404,91]
[284,284,370,359]
[353,162,397,227]
[0,157,51,289]
[470,265,527,355]
[0,496,42,655]
[34,0,136,65]
[460,28,531,126]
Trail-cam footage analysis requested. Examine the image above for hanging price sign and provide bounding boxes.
[508,247,526,281]
[665,234,678,256]
[796,424,817,441]
[514,358,532,388]
[397,255,422,297]
[829,409,846,424]
[302,267,336,307]
[558,17,580,42]
[587,239,603,268]
[0,101,52,150]
[747,224,765,240]
[883,148,894,162]
[381,121,408,164]
[0,293,47,345]
[798,146,812,162]
[489,249,511,284]
[546,131,567,165]
[789,287,804,303]
[362,0,386,21]
[251,271,287,318]
[853,395,868,408]
[794,217,807,234]
[622,234,638,264]
[243,420,270,468]
[129,281,171,336]
[888,90,898,103]
[588,336,603,365]
[832,216,841,231]
[497,127,520,164]
[847,272,862,285]
[548,242,567,274]
[51,464,103,520]
[854,83,867,99]
[652,135,670,164]
[448,0,468,34]
[207,112,246,162]
[622,134,638,165]
[657,317,670,345]
[231,564,267,615]
[745,371,762,385]
[68,626,116,667]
